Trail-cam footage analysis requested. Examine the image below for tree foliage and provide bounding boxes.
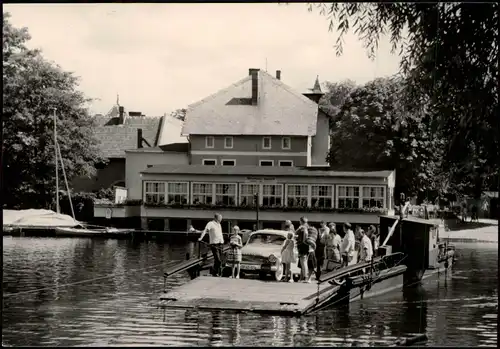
[170,108,187,121]
[309,3,499,199]
[319,79,356,123]
[328,77,445,198]
[2,13,105,209]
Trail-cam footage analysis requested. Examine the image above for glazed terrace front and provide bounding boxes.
[110,165,396,230]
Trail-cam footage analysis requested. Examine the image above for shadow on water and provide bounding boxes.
[400,286,429,335]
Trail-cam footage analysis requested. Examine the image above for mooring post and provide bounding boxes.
[197,241,202,277]
[370,257,373,276]
[316,281,320,304]
[254,192,260,229]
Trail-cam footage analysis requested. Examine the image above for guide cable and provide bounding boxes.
[3,259,179,299]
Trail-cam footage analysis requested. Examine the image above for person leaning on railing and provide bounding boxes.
[194,213,224,277]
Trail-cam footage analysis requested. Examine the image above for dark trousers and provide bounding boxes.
[315,246,325,279]
[341,253,353,267]
[316,256,324,279]
[210,243,223,276]
[308,252,317,272]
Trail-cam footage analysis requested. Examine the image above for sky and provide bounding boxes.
[4,3,401,116]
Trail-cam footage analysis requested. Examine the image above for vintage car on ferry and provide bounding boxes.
[233,229,301,281]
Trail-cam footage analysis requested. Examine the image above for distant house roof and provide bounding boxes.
[157,115,188,146]
[181,70,319,136]
[142,164,394,178]
[125,143,189,153]
[92,115,161,159]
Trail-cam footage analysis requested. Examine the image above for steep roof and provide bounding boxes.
[181,70,319,136]
[311,75,323,94]
[93,116,161,159]
[157,115,188,146]
[142,164,394,178]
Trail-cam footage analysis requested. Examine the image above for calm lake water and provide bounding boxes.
[2,236,498,347]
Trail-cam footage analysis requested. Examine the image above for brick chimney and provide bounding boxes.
[249,68,259,106]
[276,70,281,80]
[137,128,143,149]
[118,106,125,124]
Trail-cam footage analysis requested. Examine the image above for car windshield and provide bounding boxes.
[247,233,285,245]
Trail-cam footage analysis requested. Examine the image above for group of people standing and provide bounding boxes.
[280,217,380,283]
[194,213,381,283]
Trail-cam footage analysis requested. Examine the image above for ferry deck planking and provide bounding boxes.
[160,276,340,316]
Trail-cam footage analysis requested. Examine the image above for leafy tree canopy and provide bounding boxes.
[310,2,499,199]
[3,13,105,209]
[327,77,445,199]
[319,79,356,124]
[170,108,187,121]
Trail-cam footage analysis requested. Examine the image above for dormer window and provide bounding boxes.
[224,136,233,149]
[282,137,291,150]
[262,137,271,150]
[205,136,214,148]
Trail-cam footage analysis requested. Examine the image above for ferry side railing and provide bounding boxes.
[162,240,231,293]
[312,252,407,307]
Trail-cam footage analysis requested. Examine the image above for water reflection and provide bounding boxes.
[2,237,497,347]
[210,311,223,346]
[400,286,428,336]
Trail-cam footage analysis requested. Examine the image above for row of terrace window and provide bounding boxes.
[205,136,291,150]
[144,182,386,209]
[201,159,294,166]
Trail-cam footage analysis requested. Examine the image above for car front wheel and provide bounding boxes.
[274,263,284,282]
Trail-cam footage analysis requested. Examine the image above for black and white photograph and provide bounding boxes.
[2,2,498,347]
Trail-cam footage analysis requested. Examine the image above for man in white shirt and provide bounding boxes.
[340,222,355,267]
[358,229,373,263]
[198,213,224,276]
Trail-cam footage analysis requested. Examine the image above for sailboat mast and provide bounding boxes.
[54,108,60,213]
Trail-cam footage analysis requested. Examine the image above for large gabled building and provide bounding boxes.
[94,68,396,232]
[182,69,330,167]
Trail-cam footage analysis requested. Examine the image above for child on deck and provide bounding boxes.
[281,232,297,282]
[227,226,243,278]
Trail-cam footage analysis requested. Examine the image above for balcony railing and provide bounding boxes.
[94,198,388,214]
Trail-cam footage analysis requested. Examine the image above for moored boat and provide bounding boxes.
[54,226,134,238]
[3,209,79,236]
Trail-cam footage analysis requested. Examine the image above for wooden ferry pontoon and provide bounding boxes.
[159,207,456,316]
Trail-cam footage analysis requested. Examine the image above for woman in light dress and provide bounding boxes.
[281,231,297,282]
[325,223,341,269]
[227,226,243,278]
